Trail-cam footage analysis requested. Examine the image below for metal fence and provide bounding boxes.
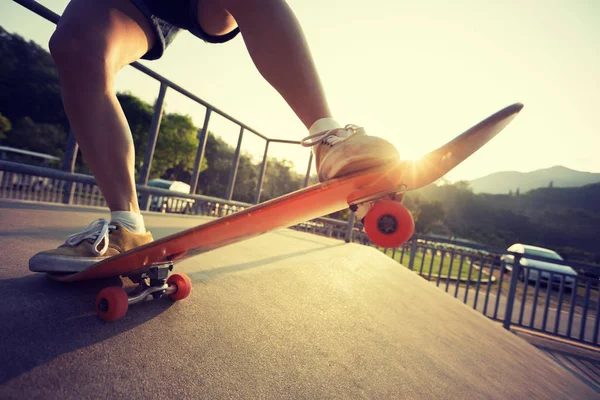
[0,160,250,213]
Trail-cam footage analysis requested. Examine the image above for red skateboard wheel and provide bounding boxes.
[167,273,193,301]
[95,286,129,322]
[363,200,414,248]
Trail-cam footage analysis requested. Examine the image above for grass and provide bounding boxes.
[379,247,492,282]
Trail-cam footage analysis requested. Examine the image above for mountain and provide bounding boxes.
[407,181,600,263]
[468,166,600,194]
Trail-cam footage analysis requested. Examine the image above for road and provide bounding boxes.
[0,200,597,399]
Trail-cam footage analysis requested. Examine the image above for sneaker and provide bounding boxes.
[301,124,399,182]
[29,218,154,273]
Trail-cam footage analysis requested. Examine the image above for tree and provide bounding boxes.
[4,117,67,158]
[0,113,11,140]
[118,93,201,181]
[414,201,445,233]
[0,27,67,128]
[196,133,236,198]
[152,113,198,180]
[260,158,304,201]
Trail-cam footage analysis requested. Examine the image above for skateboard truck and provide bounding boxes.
[126,264,175,303]
[95,263,193,322]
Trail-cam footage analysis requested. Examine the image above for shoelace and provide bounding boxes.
[300,124,363,148]
[63,218,116,257]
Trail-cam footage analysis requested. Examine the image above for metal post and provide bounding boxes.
[225,126,244,200]
[61,180,77,205]
[345,212,355,243]
[139,82,167,185]
[503,254,522,330]
[138,83,167,210]
[254,140,269,204]
[190,108,212,194]
[62,129,78,173]
[303,152,313,188]
[408,238,418,270]
[61,129,78,204]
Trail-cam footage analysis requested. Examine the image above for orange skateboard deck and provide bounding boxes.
[41,103,523,320]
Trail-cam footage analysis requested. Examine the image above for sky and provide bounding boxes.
[1,0,599,181]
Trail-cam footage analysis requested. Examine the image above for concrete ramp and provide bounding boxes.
[0,201,596,399]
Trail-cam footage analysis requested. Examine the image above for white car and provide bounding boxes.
[501,244,577,290]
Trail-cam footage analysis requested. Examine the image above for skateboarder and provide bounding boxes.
[29,0,398,272]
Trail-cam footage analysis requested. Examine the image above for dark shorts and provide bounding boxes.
[130,0,240,60]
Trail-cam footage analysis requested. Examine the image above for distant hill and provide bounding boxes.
[468,166,600,194]
[407,181,600,263]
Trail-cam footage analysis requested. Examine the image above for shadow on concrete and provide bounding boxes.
[186,242,346,282]
[0,274,172,384]
[271,229,343,246]
[0,240,345,385]
[536,346,600,394]
[0,228,83,239]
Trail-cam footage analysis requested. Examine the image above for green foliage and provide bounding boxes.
[152,113,198,179]
[195,133,239,199]
[118,93,201,181]
[406,181,600,264]
[413,201,445,234]
[0,27,67,128]
[116,94,308,204]
[195,134,307,203]
[0,27,68,156]
[0,113,11,140]
[260,159,304,200]
[4,117,66,159]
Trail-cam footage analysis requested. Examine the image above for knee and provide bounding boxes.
[49,27,113,79]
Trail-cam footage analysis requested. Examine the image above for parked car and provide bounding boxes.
[145,179,195,214]
[500,244,577,290]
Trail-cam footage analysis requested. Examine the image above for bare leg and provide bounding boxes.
[49,0,155,213]
[200,0,332,129]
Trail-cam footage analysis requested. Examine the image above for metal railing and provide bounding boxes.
[11,0,313,205]
[0,160,250,212]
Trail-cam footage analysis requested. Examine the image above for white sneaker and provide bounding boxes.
[301,125,399,182]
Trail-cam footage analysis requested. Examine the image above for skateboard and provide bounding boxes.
[40,103,523,321]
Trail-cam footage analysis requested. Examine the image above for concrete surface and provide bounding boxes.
[0,200,597,399]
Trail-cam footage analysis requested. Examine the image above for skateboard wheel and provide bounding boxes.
[167,273,192,301]
[95,287,129,322]
[363,200,414,248]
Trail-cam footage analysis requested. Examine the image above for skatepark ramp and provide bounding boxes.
[0,200,596,398]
